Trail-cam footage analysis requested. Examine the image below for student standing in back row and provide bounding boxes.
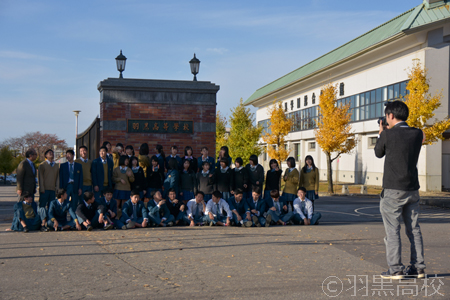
[283,157,299,210]
[299,155,319,210]
[197,161,215,201]
[113,156,135,209]
[245,155,264,200]
[38,149,59,211]
[197,146,215,173]
[179,159,197,203]
[232,157,248,196]
[215,158,233,200]
[76,146,93,193]
[264,159,282,201]
[60,150,83,212]
[216,146,232,170]
[91,146,114,202]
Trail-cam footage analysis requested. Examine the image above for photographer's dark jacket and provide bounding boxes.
[374,122,423,191]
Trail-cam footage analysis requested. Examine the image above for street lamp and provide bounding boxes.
[189,53,200,81]
[73,110,80,159]
[115,50,127,78]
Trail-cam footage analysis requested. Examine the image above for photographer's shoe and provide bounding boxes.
[380,270,405,279]
[405,265,425,278]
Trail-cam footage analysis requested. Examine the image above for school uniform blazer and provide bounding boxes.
[167,199,183,217]
[283,168,300,195]
[293,197,313,220]
[147,167,164,189]
[215,168,233,193]
[76,201,105,222]
[59,162,83,191]
[16,159,37,194]
[232,167,249,192]
[183,157,198,174]
[268,197,289,215]
[91,158,114,188]
[165,155,182,170]
[98,198,118,218]
[48,199,77,222]
[147,200,171,218]
[246,164,265,190]
[197,156,215,172]
[156,154,165,172]
[163,169,179,194]
[196,171,215,194]
[245,198,266,216]
[227,197,247,215]
[121,199,148,221]
[14,201,38,216]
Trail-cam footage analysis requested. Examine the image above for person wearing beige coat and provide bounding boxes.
[282,157,299,208]
[113,156,135,208]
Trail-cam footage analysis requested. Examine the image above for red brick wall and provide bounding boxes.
[100,102,216,157]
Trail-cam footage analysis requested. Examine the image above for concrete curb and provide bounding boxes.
[419,198,450,209]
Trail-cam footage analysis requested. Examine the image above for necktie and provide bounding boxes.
[69,164,74,180]
[216,203,220,216]
[301,201,306,216]
[276,202,280,214]
[133,204,137,221]
[195,203,200,217]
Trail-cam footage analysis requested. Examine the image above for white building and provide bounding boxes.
[245,0,450,191]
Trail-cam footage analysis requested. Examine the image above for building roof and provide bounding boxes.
[245,1,450,106]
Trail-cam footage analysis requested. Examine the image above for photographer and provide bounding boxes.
[374,101,425,279]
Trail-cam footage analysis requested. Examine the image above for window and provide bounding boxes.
[312,93,316,104]
[304,95,308,106]
[294,143,300,161]
[368,136,378,148]
[308,142,316,151]
[284,102,287,112]
[297,98,300,108]
[290,100,294,111]
[258,119,271,134]
[340,82,345,96]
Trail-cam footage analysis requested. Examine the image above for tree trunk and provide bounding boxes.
[326,153,333,193]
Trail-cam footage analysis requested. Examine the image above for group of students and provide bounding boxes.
[9,142,322,231]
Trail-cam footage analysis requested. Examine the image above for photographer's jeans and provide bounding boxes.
[380,189,425,273]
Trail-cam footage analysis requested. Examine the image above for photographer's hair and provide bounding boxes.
[286,157,296,168]
[139,143,149,155]
[83,191,94,202]
[270,189,280,199]
[56,188,66,199]
[302,155,316,173]
[384,100,409,121]
[25,149,36,158]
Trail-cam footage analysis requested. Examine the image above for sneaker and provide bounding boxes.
[243,221,252,227]
[104,223,113,230]
[265,214,272,227]
[121,225,127,230]
[209,221,214,227]
[126,221,136,229]
[380,270,405,279]
[252,216,261,227]
[40,226,49,232]
[405,265,425,279]
[166,221,174,227]
[287,220,294,226]
[86,225,93,231]
[23,226,29,233]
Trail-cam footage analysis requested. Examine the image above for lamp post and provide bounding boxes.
[189,53,200,81]
[115,50,127,78]
[73,110,80,159]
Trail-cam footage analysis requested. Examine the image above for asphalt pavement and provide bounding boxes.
[0,186,449,300]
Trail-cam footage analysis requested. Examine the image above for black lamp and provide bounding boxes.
[189,53,200,81]
[115,50,127,78]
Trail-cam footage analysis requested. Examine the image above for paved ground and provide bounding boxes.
[0,186,449,299]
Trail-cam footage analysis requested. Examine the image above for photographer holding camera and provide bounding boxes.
[374,101,426,279]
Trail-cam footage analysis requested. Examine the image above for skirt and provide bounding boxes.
[114,189,131,200]
[306,190,318,201]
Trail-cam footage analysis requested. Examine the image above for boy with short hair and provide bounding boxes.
[197,161,215,201]
[38,149,59,212]
[227,188,252,227]
[293,187,321,225]
[120,189,149,229]
[167,188,186,225]
[147,190,175,227]
[76,191,111,231]
[267,190,293,226]
[186,191,206,226]
[47,188,78,231]
[9,192,42,232]
[204,191,232,226]
[75,145,93,193]
[245,187,269,227]
[98,187,123,229]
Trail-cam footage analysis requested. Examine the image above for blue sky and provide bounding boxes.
[0,0,418,146]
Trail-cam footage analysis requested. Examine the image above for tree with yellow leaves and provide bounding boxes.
[215,111,228,158]
[315,83,356,193]
[404,59,450,145]
[262,100,293,166]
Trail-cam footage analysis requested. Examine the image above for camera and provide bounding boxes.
[377,117,388,127]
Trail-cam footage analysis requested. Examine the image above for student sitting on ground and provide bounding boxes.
[98,187,123,229]
[186,191,207,226]
[204,191,232,226]
[167,188,187,225]
[293,187,321,225]
[227,188,252,227]
[120,189,149,229]
[47,188,78,231]
[245,187,269,227]
[76,191,112,231]
[266,190,293,226]
[8,191,42,232]
[147,190,175,227]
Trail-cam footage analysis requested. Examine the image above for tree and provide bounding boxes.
[227,99,263,165]
[262,100,293,166]
[0,147,17,184]
[1,131,68,161]
[215,111,228,159]
[404,59,450,145]
[315,83,356,193]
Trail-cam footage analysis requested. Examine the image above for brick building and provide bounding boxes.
[77,78,219,159]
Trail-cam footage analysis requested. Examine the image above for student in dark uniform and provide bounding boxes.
[231,157,248,196]
[183,146,198,173]
[130,156,147,200]
[179,159,197,204]
[245,155,264,199]
[98,187,123,229]
[215,158,233,200]
[197,146,215,173]
[146,155,164,198]
[216,146,232,170]
[264,159,282,210]
[167,188,187,225]
[166,145,183,170]
[197,161,215,202]
[76,191,112,231]
[228,188,252,227]
[47,188,77,231]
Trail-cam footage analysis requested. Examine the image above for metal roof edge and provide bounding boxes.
[400,4,425,31]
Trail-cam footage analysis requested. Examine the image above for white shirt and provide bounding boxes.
[293,197,313,220]
[205,199,232,218]
[186,199,204,218]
